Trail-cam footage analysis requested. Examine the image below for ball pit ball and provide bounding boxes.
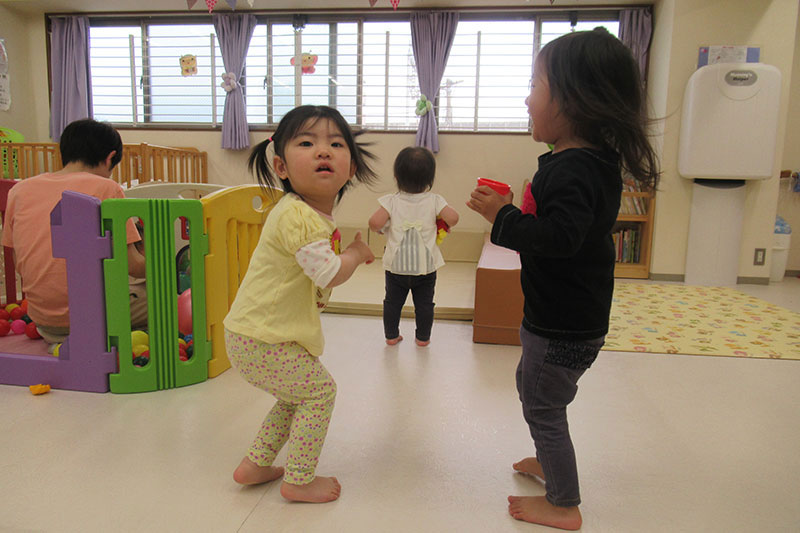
[131,330,149,347]
[25,322,42,339]
[9,307,25,321]
[52,343,62,357]
[132,355,150,367]
[10,319,27,335]
[5,303,19,313]
[20,299,28,312]
[0,320,10,336]
[179,347,188,361]
[132,344,149,357]
[177,289,192,336]
[0,310,10,321]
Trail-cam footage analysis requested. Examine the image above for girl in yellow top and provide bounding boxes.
[223,106,376,503]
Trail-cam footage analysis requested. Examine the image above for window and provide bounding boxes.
[85,10,619,132]
[90,22,225,124]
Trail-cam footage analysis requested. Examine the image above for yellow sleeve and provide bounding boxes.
[274,200,332,255]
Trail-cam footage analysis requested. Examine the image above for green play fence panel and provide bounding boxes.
[0,127,24,179]
[101,198,210,393]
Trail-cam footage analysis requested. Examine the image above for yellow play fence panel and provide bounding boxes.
[201,185,282,377]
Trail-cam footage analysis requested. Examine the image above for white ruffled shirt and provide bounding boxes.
[378,191,448,275]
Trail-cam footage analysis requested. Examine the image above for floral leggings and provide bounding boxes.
[225,330,337,485]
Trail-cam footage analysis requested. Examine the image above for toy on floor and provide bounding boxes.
[29,384,51,395]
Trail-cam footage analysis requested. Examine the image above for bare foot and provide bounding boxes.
[415,338,430,346]
[280,476,341,503]
[508,495,582,531]
[513,456,546,483]
[386,336,403,345]
[233,457,284,486]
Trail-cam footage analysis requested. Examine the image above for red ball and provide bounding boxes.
[20,299,28,312]
[179,347,188,361]
[25,322,42,339]
[10,319,26,335]
[0,320,10,336]
[9,307,25,321]
[0,310,10,321]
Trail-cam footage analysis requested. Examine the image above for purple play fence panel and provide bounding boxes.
[0,191,115,393]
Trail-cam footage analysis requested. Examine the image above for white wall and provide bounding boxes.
[777,8,800,271]
[649,0,799,280]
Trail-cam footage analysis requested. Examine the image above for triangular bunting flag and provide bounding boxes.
[206,0,217,12]
[369,0,377,6]
[225,0,236,8]
[390,0,400,9]
[247,0,254,6]
[187,0,198,8]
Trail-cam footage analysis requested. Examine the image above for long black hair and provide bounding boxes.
[537,27,660,190]
[247,105,377,202]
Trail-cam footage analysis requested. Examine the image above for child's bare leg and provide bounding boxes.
[233,457,284,485]
[280,476,341,503]
[513,456,545,481]
[508,495,582,531]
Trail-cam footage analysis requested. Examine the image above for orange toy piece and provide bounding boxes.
[29,384,51,395]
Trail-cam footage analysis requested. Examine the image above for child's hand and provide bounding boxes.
[466,186,513,224]
[346,231,375,265]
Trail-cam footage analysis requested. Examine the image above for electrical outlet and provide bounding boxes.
[754,248,766,266]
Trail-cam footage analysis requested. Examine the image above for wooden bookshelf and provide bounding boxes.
[614,190,655,279]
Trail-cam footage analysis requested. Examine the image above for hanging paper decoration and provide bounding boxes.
[220,72,239,92]
[290,53,318,74]
[368,0,378,6]
[390,0,400,9]
[206,0,217,12]
[247,0,254,6]
[180,54,198,76]
[186,0,198,8]
[415,95,432,116]
[225,0,236,8]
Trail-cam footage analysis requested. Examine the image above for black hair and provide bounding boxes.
[59,118,123,169]
[247,105,377,202]
[537,27,660,190]
[393,146,436,194]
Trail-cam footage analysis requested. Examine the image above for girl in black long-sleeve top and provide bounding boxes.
[468,28,660,531]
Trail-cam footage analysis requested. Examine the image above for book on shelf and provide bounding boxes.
[612,225,640,263]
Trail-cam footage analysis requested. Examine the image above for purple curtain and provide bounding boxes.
[619,8,653,83]
[49,16,90,142]
[213,13,256,150]
[410,12,459,153]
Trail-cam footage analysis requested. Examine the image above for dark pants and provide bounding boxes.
[516,326,604,507]
[383,271,436,342]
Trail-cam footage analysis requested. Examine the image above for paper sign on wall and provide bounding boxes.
[0,39,10,111]
[697,45,760,68]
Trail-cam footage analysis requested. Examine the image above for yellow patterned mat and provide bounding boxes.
[605,283,800,360]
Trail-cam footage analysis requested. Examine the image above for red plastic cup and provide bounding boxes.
[477,177,511,196]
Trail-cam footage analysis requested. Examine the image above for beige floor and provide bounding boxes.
[2,269,800,532]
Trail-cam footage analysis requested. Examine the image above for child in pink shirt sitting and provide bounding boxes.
[1,119,147,345]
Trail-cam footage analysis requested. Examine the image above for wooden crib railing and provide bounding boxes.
[0,142,208,186]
